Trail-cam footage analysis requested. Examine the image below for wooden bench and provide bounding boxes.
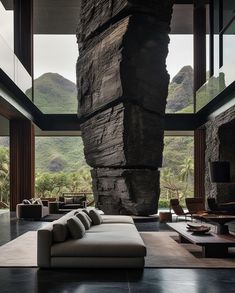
[167,222,235,258]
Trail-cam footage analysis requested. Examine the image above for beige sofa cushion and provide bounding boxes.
[53,220,69,242]
[87,223,137,233]
[101,215,134,224]
[67,216,86,239]
[76,212,91,230]
[51,229,146,257]
[89,209,103,225]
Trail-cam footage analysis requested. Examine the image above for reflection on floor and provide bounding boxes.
[1,212,235,293]
[0,212,47,246]
[1,268,235,293]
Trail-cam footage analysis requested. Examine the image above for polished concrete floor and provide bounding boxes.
[1,212,235,293]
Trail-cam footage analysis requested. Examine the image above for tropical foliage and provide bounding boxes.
[35,168,92,197]
[159,136,194,208]
[0,147,9,206]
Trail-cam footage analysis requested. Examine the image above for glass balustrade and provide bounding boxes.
[196,17,235,112]
[0,34,33,101]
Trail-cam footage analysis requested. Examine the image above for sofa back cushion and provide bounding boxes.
[53,220,69,242]
[33,198,43,205]
[89,209,103,225]
[76,212,91,230]
[67,216,86,239]
[64,197,73,204]
[73,196,86,204]
[22,199,31,204]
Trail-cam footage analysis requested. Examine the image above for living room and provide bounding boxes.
[1,0,235,292]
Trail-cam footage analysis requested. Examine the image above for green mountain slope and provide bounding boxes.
[26,73,77,114]
[166,65,193,113]
[0,66,194,173]
[35,137,88,173]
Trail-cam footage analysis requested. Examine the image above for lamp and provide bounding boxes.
[209,161,230,183]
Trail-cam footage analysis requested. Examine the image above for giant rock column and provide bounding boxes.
[77,0,173,215]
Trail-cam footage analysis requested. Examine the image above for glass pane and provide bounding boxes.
[196,16,235,112]
[159,136,194,209]
[0,114,10,211]
[15,58,33,100]
[206,4,210,79]
[0,2,14,51]
[35,137,93,203]
[223,0,235,27]
[213,0,220,76]
[0,35,15,80]
[166,35,194,113]
[222,18,235,87]
[33,34,78,114]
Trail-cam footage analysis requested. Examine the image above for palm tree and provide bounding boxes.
[179,157,194,195]
[0,147,10,205]
[161,168,181,200]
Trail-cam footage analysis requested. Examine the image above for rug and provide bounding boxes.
[141,232,235,268]
[0,231,37,267]
[1,231,235,268]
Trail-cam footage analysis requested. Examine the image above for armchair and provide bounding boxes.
[16,202,49,219]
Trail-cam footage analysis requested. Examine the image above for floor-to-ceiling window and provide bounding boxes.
[0,115,9,211]
[35,136,93,203]
[166,4,194,113]
[0,1,14,80]
[31,0,79,113]
[159,135,194,208]
[32,35,78,113]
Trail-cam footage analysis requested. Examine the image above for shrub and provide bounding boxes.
[158,198,170,209]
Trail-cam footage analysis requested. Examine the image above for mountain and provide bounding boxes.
[27,69,193,115]
[166,66,193,113]
[0,67,195,172]
[26,73,77,114]
[35,137,87,172]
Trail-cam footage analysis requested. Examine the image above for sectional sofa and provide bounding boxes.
[37,209,146,268]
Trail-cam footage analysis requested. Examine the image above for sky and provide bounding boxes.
[0,2,14,50]
[34,35,78,83]
[167,35,193,80]
[34,34,194,84]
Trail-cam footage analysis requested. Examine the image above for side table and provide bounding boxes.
[48,201,60,214]
[159,212,172,223]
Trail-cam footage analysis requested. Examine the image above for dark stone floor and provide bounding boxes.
[1,267,235,293]
[1,212,235,293]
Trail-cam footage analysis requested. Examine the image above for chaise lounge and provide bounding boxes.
[37,209,146,268]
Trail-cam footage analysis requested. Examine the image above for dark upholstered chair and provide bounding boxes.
[185,197,206,216]
[16,202,49,219]
[170,199,190,221]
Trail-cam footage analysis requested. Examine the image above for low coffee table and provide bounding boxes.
[199,214,235,235]
[168,222,235,258]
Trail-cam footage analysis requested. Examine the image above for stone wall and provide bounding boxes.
[205,104,235,203]
[77,0,173,215]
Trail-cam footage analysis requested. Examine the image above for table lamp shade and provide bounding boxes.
[209,161,230,183]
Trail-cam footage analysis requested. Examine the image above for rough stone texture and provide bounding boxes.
[77,0,173,44]
[205,104,235,204]
[77,15,170,118]
[91,168,160,215]
[80,102,164,168]
[77,0,173,215]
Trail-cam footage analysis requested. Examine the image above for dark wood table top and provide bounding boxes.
[167,222,235,245]
[199,214,235,224]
